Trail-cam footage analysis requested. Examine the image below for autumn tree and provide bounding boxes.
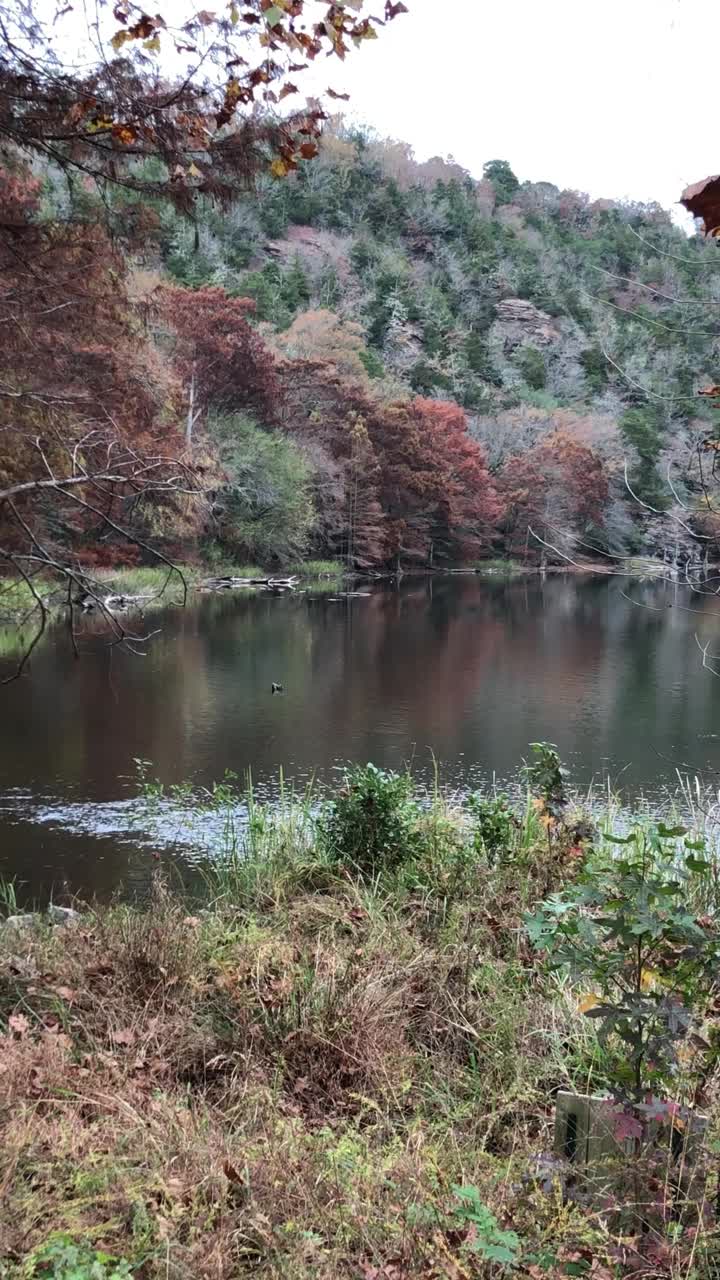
[275,358,386,565]
[370,397,500,565]
[497,432,609,560]
[274,309,370,382]
[159,284,278,443]
[0,2,408,209]
[0,166,196,673]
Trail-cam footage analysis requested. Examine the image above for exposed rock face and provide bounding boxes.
[495,298,560,352]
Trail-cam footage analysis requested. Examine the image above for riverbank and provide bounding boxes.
[0,560,347,620]
[2,762,719,1279]
[6,551,674,658]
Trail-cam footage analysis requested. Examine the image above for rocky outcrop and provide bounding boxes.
[494,298,560,352]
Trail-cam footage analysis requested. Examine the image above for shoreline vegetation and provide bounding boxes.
[2,753,720,1278]
[0,554,674,640]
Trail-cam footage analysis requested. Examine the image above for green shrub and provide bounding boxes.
[358,347,385,379]
[24,1237,133,1279]
[579,343,609,392]
[451,1186,520,1263]
[321,763,421,875]
[208,412,315,563]
[523,741,567,820]
[526,822,720,1102]
[516,345,547,390]
[466,793,517,863]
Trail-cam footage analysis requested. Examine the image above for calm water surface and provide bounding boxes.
[2,574,720,902]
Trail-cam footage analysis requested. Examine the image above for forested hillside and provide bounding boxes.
[5,123,720,575]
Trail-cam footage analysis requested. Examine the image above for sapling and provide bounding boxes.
[526,822,720,1140]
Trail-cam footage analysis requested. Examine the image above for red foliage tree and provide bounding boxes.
[275,359,386,566]
[497,431,609,558]
[160,285,279,442]
[371,397,501,565]
[275,361,500,567]
[0,165,194,672]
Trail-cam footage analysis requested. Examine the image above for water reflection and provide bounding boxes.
[2,575,720,902]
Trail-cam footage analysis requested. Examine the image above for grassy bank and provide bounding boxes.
[0,561,347,641]
[2,757,720,1278]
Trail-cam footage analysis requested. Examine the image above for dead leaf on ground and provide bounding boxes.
[51,985,79,1003]
[223,1159,243,1184]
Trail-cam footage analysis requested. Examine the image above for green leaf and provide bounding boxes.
[265,5,284,24]
[604,833,635,844]
[685,855,712,872]
[657,823,687,838]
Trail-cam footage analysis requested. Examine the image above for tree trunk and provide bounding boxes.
[185,366,196,448]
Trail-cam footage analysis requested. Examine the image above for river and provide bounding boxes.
[2,573,720,903]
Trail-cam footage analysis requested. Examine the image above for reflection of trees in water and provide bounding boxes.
[5,578,720,900]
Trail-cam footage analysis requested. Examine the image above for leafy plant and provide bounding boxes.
[24,1236,133,1279]
[208,412,315,564]
[451,1185,520,1264]
[524,742,568,821]
[526,823,720,1102]
[516,345,547,390]
[0,877,18,917]
[467,793,518,864]
[320,763,421,875]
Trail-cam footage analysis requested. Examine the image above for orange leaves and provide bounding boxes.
[111,123,138,147]
[5,2,407,208]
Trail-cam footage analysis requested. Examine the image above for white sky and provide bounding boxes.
[35,0,715,219]
[300,0,712,219]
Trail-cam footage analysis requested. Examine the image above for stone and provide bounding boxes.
[47,905,82,926]
[494,297,560,353]
[2,913,36,933]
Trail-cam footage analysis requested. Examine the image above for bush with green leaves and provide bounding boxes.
[451,1185,520,1264]
[466,792,517,864]
[23,1237,133,1279]
[516,345,547,390]
[523,741,568,820]
[526,822,720,1103]
[208,412,315,565]
[320,763,421,875]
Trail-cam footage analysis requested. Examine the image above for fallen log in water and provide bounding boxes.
[78,592,156,613]
[200,575,300,592]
